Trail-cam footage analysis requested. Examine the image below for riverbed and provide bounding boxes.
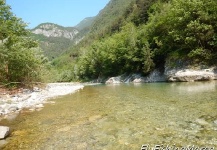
[1,81,217,149]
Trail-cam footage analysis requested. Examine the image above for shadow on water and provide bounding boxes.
[1,81,217,149]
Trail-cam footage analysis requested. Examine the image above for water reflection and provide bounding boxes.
[170,81,217,93]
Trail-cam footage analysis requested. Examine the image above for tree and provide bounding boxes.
[0,0,46,85]
[145,0,217,65]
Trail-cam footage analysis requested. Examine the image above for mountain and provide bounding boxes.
[90,0,135,37]
[30,19,100,60]
[31,23,80,59]
[72,17,96,44]
[75,17,95,31]
[32,23,79,40]
[53,0,217,82]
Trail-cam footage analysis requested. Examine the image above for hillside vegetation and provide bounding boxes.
[53,0,217,81]
[4,0,216,83]
[31,33,73,60]
[31,23,80,60]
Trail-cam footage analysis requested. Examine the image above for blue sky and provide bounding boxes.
[6,0,110,29]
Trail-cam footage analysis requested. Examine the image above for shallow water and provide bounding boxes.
[1,82,217,150]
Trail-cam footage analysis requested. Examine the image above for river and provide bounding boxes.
[1,82,217,149]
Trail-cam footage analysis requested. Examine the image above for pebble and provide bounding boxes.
[8,106,18,112]
[33,87,41,92]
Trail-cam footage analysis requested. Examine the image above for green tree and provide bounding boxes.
[145,0,217,65]
[0,0,46,85]
[76,23,155,80]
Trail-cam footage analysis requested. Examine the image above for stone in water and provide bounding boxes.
[0,126,10,140]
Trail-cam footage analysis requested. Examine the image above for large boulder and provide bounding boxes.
[166,69,216,82]
[0,126,10,140]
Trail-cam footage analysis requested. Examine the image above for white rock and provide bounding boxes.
[0,126,10,140]
[8,106,18,112]
[133,78,144,83]
[0,83,84,117]
[166,68,216,82]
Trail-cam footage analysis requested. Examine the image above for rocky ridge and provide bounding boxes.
[32,23,79,40]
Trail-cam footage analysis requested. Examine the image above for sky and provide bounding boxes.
[6,0,110,29]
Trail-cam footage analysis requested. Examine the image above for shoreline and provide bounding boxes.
[105,68,217,84]
[0,83,84,120]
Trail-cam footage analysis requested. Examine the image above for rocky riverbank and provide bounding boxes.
[0,83,84,120]
[105,67,217,84]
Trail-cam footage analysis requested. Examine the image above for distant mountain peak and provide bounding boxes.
[32,23,79,40]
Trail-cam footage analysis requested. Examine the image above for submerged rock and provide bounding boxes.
[0,140,8,148]
[0,126,10,140]
[89,115,102,122]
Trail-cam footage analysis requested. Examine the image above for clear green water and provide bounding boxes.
[1,82,217,150]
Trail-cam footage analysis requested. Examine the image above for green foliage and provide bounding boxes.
[30,23,80,60]
[76,23,154,80]
[0,0,46,85]
[31,33,73,60]
[125,0,157,26]
[145,0,217,65]
[52,0,217,82]
[90,0,135,38]
[75,17,95,31]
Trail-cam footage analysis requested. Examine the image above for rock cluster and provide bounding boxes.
[105,70,166,84]
[32,24,79,40]
[0,83,84,119]
[105,67,217,84]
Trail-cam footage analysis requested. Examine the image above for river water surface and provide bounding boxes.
[1,82,217,149]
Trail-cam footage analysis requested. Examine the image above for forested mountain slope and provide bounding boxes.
[30,23,79,60]
[75,17,95,31]
[90,0,135,37]
[53,0,217,82]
